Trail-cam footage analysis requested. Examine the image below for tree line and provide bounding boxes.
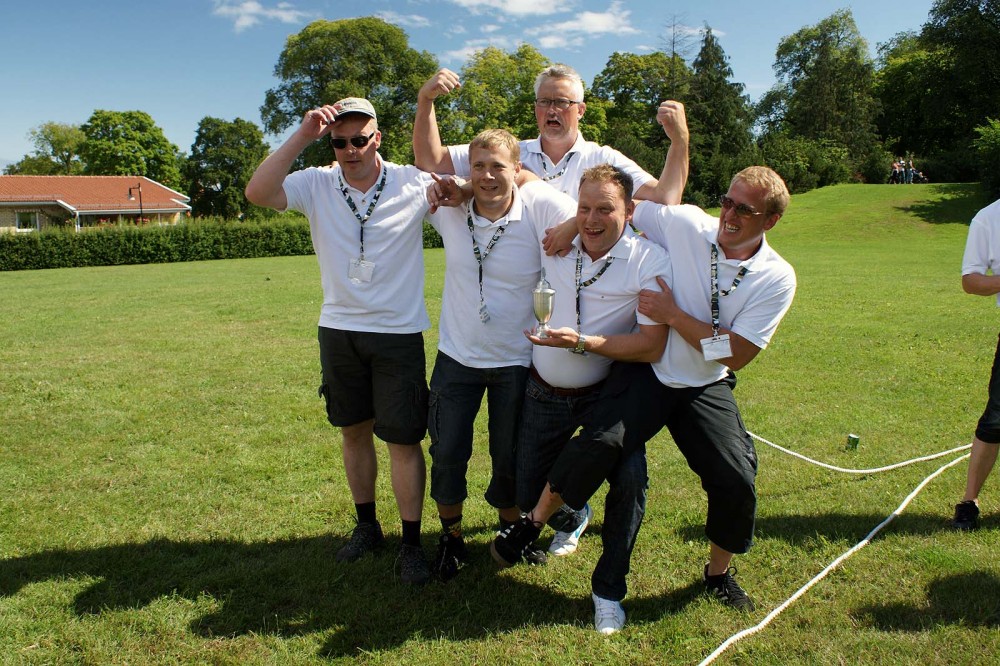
[6,1,999,217]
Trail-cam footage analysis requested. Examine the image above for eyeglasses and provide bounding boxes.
[719,195,766,219]
[535,98,581,111]
[330,131,376,150]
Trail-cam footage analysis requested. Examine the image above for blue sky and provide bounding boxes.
[1,0,937,167]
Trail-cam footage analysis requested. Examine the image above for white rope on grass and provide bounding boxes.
[747,430,971,474]
[697,451,971,666]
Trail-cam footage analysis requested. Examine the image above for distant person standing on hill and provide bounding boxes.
[952,197,1000,531]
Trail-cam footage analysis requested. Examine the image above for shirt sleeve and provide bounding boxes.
[447,144,472,179]
[962,215,993,276]
[728,272,797,349]
[520,181,578,239]
[635,241,672,327]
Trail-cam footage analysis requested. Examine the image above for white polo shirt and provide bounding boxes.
[428,181,578,368]
[632,202,796,389]
[283,157,434,333]
[448,133,654,200]
[962,198,1000,306]
[532,233,671,388]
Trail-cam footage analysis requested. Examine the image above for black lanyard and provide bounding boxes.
[540,152,575,182]
[467,208,508,310]
[710,243,748,336]
[574,249,615,334]
[338,165,387,260]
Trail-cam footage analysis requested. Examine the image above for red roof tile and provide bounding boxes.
[0,176,190,213]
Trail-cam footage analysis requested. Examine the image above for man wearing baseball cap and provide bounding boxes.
[247,97,442,585]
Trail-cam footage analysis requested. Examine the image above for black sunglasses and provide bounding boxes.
[330,131,376,150]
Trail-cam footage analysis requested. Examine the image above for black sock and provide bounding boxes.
[355,502,377,525]
[440,515,462,538]
[401,519,422,547]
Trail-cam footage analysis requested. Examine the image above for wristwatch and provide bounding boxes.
[571,332,587,355]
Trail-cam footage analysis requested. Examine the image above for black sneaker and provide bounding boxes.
[433,533,468,582]
[952,500,980,531]
[335,521,384,562]
[399,544,431,585]
[523,543,548,566]
[490,516,543,568]
[703,565,756,612]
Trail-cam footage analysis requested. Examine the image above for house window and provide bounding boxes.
[15,211,38,232]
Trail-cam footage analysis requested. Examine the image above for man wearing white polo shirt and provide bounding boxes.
[413,65,688,204]
[489,164,669,574]
[246,97,439,585]
[424,129,579,580]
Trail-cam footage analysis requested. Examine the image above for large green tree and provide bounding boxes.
[260,17,438,167]
[761,9,883,183]
[590,51,690,176]
[184,117,271,219]
[436,44,550,146]
[686,26,754,205]
[79,110,181,188]
[4,122,85,175]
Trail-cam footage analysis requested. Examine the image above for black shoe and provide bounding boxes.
[704,565,756,612]
[336,521,384,562]
[433,533,468,582]
[952,500,980,531]
[490,516,543,568]
[523,542,548,566]
[399,544,431,585]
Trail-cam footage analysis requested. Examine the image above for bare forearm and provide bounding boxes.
[963,272,1000,296]
[245,132,313,209]
[413,97,453,173]
[664,309,759,371]
[584,329,667,362]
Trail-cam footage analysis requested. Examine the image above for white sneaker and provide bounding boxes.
[592,593,625,634]
[548,503,592,556]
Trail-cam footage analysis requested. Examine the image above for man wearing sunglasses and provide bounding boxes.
[413,65,688,205]
[246,97,446,586]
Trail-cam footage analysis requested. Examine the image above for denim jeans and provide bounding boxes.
[427,352,528,509]
[514,375,600,511]
[591,444,648,602]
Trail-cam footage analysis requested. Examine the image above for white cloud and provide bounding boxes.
[525,1,638,43]
[447,0,564,18]
[212,1,311,33]
[481,25,501,34]
[442,36,523,65]
[376,11,432,29]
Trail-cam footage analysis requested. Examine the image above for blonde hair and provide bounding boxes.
[732,166,790,216]
[469,128,520,163]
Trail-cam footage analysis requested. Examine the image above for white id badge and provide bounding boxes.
[348,258,375,284]
[700,334,732,362]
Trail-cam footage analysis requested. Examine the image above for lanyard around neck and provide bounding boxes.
[466,207,508,308]
[710,243,748,336]
[338,165,387,260]
[574,248,615,334]
[540,151,575,182]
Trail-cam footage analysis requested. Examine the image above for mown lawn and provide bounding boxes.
[2,182,998,664]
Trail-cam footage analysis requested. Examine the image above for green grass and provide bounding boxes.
[2,182,999,664]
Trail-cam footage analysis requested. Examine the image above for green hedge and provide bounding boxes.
[1,218,445,271]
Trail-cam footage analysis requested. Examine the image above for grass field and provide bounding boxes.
[2,183,999,664]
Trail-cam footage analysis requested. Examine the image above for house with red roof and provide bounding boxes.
[0,175,191,232]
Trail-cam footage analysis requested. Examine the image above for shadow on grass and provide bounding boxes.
[853,571,1000,631]
[0,533,690,657]
[675,511,967,546]
[895,183,991,226]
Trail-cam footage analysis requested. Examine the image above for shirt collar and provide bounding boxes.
[571,225,632,263]
[469,185,523,228]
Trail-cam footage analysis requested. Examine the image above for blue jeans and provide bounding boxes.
[591,444,648,602]
[515,375,600,511]
[427,352,528,509]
